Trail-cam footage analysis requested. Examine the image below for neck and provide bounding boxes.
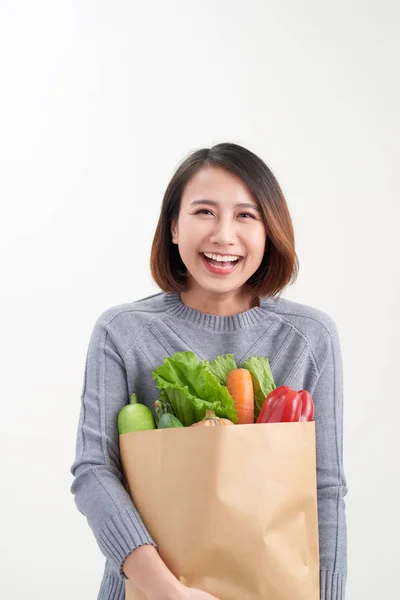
[179,290,259,317]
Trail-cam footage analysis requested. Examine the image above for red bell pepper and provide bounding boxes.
[256,385,315,423]
[298,389,315,422]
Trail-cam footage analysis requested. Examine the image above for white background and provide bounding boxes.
[1,1,399,598]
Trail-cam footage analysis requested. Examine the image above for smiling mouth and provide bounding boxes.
[200,252,243,266]
[200,252,243,269]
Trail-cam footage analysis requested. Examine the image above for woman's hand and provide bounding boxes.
[122,545,220,600]
[180,588,220,600]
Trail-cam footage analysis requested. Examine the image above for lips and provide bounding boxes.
[199,252,243,275]
[200,252,242,265]
[201,252,243,258]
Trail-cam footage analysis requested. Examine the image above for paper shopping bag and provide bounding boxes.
[120,421,320,600]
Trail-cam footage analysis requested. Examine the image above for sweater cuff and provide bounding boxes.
[98,509,158,580]
[320,570,346,600]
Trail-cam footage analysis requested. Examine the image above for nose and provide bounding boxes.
[206,216,236,246]
[209,217,237,246]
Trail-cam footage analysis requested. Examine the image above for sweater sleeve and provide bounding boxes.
[70,312,157,579]
[311,317,348,599]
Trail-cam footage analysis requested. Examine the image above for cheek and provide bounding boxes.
[176,223,203,255]
[181,220,207,243]
[249,230,267,254]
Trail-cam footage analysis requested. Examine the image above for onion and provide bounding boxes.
[191,409,234,427]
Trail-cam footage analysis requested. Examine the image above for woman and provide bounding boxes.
[70,142,348,600]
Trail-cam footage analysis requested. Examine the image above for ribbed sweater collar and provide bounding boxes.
[163,292,279,332]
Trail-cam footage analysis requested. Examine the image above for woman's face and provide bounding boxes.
[171,166,267,300]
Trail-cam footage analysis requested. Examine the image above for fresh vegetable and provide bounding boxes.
[118,393,156,433]
[257,386,300,423]
[154,398,174,426]
[226,368,254,424]
[298,389,315,421]
[207,353,238,385]
[190,409,234,427]
[152,351,238,426]
[157,413,184,429]
[201,352,275,421]
[242,356,276,419]
[256,386,315,423]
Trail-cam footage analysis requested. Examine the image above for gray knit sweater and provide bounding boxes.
[70,291,348,599]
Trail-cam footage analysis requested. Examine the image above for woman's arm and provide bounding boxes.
[311,316,348,599]
[70,309,158,579]
[123,545,184,599]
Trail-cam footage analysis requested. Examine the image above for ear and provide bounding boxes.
[171,220,178,244]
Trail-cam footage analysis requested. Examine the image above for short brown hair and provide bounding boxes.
[150,142,299,299]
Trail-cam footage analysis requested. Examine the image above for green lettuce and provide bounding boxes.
[152,351,238,426]
[206,353,237,385]
[242,355,276,418]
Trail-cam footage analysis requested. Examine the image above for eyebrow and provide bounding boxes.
[190,199,261,213]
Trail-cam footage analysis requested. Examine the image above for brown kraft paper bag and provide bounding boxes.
[120,420,320,600]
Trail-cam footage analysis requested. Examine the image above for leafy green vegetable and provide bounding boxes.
[206,353,238,385]
[242,355,276,418]
[152,351,238,426]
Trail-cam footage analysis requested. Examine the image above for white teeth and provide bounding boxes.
[203,252,241,262]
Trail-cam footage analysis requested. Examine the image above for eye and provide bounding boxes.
[238,212,257,219]
[194,209,257,219]
[194,209,214,216]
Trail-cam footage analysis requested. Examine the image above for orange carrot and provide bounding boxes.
[226,368,254,424]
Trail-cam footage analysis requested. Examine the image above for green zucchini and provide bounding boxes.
[157,413,184,429]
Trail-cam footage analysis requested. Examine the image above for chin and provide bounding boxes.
[199,277,246,293]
